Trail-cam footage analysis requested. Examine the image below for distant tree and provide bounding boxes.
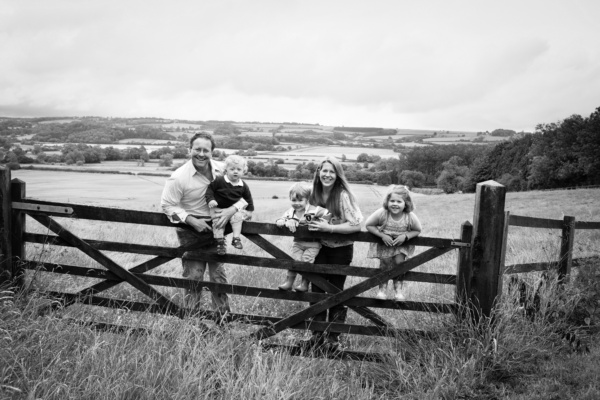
[376,173,392,186]
[436,156,469,193]
[357,153,369,162]
[159,154,173,167]
[213,123,241,136]
[398,170,426,188]
[35,153,47,164]
[490,128,516,137]
[333,132,347,140]
[341,154,347,162]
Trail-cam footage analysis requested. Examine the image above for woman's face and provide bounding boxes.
[319,161,337,189]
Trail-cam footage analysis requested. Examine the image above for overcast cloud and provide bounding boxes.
[1,0,599,131]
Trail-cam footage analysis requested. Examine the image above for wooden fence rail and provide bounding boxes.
[504,211,600,279]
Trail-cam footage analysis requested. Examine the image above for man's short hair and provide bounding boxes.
[189,132,216,151]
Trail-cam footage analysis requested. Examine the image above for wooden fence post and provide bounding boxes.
[11,179,26,286]
[0,167,13,285]
[470,180,506,319]
[558,215,575,283]
[455,221,473,311]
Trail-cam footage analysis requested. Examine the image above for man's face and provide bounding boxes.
[190,138,212,170]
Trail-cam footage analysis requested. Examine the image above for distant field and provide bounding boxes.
[10,169,387,213]
[161,122,204,129]
[37,119,76,124]
[265,145,400,159]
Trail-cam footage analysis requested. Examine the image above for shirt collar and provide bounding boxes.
[224,174,244,186]
[187,159,223,180]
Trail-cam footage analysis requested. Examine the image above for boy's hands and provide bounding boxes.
[276,219,285,228]
[208,200,218,209]
[285,219,299,232]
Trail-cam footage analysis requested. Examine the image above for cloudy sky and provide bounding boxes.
[1,0,599,131]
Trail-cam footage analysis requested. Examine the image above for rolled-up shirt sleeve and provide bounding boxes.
[161,176,189,224]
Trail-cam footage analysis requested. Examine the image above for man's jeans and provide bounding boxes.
[176,227,231,315]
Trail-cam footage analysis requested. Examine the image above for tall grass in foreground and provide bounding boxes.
[2,265,599,399]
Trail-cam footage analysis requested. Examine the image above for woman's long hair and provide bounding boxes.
[309,156,357,218]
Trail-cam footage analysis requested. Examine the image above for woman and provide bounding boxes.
[305,156,363,350]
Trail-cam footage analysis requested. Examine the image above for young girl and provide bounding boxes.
[276,182,330,291]
[365,185,422,301]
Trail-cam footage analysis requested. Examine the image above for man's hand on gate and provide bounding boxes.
[185,215,212,233]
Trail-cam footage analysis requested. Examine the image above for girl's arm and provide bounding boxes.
[365,208,394,246]
[393,212,423,245]
[365,208,385,238]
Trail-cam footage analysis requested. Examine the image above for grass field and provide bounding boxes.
[3,170,600,399]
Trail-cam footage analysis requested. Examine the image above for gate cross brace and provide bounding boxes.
[77,256,174,297]
[29,214,181,316]
[253,246,453,340]
[244,233,393,328]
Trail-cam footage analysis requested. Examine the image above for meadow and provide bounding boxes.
[3,170,600,399]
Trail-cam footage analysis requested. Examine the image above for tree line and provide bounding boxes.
[1,107,598,192]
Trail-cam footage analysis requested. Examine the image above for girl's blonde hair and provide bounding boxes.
[288,182,312,201]
[224,155,248,174]
[383,185,414,213]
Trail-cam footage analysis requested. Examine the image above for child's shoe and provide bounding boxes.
[376,291,387,300]
[295,278,309,292]
[278,277,295,291]
[394,290,405,301]
[231,237,243,249]
[216,238,226,255]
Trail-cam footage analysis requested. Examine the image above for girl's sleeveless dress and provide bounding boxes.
[367,211,415,259]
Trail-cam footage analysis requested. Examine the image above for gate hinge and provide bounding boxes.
[12,202,74,215]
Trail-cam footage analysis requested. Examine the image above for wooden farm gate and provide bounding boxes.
[1,169,521,361]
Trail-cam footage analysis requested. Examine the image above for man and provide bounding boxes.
[161,132,246,317]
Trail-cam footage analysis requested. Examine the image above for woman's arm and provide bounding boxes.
[309,191,363,234]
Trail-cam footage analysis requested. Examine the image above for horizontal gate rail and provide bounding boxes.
[19,199,467,248]
[25,233,457,284]
[23,261,456,314]
[41,290,428,337]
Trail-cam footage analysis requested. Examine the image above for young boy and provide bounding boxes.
[276,182,330,291]
[206,155,254,255]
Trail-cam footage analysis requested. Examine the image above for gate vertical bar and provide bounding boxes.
[558,215,575,284]
[0,167,13,285]
[455,221,473,315]
[470,180,506,319]
[11,179,26,286]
